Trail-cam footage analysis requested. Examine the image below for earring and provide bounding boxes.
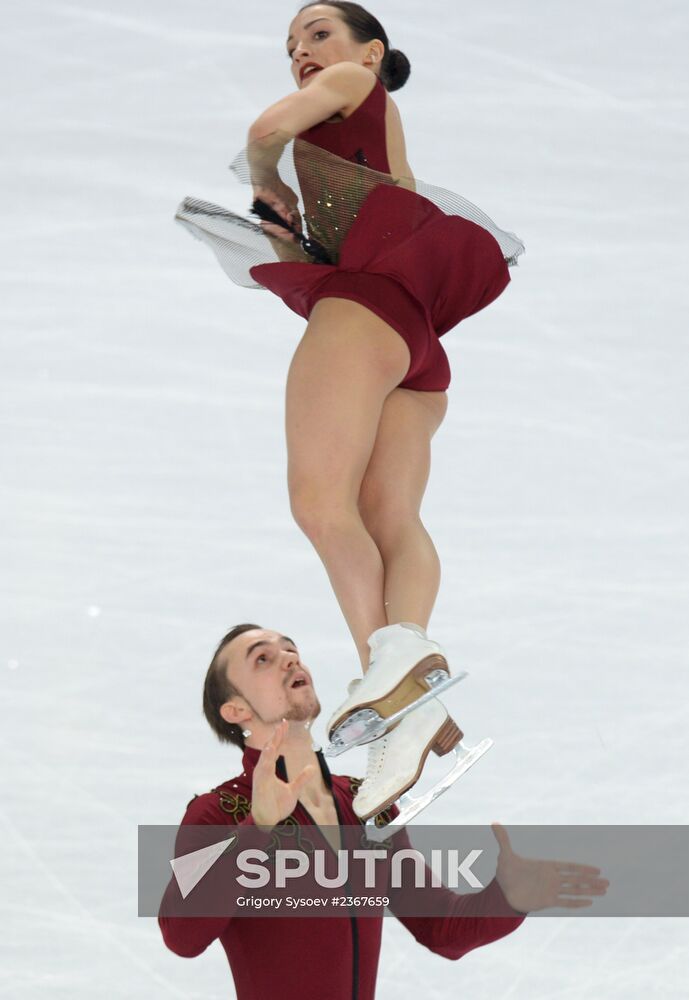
[242,728,252,738]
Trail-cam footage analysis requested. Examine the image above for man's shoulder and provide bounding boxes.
[330,771,360,795]
[182,773,253,825]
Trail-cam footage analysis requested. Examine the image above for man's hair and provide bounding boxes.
[203,623,262,750]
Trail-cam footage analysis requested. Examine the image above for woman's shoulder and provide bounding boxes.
[317,62,379,116]
[320,61,378,89]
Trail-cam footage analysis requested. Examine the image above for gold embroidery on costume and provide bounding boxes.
[207,789,317,854]
[212,788,252,822]
[349,777,363,796]
[267,816,316,857]
[372,805,395,828]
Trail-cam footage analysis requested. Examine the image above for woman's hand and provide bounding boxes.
[251,720,315,830]
[252,178,303,243]
[491,822,610,913]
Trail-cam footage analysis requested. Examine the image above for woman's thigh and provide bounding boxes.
[285,297,412,508]
[358,386,449,537]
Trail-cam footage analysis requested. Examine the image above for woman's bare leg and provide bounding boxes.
[285,297,411,669]
[358,386,448,630]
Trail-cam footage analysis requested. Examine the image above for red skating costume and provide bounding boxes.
[175,74,524,392]
[158,746,525,1000]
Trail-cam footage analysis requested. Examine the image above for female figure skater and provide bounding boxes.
[175,2,524,825]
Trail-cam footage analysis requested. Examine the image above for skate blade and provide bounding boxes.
[324,670,469,758]
[362,738,494,842]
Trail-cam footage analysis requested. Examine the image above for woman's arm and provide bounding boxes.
[248,62,375,142]
[245,64,377,255]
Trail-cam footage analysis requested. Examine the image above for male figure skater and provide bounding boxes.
[158,624,608,999]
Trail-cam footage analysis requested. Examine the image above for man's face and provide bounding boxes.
[222,628,321,728]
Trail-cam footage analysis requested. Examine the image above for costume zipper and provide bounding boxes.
[280,757,359,1000]
[332,794,359,1000]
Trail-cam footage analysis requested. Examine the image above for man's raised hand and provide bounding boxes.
[251,720,315,830]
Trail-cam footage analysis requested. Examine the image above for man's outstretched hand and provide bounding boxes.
[251,720,315,830]
[491,822,610,914]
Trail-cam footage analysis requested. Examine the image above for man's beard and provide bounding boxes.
[282,687,321,723]
[245,688,322,726]
[282,691,321,723]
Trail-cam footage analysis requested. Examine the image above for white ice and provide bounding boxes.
[1,0,688,996]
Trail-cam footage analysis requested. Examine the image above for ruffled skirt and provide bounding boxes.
[174,135,525,389]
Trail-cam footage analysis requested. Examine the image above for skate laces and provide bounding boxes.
[362,736,388,783]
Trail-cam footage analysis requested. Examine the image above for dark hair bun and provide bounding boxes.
[384,48,411,92]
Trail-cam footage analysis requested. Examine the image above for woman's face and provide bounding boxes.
[286,5,382,88]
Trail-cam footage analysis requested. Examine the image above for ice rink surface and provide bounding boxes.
[2,0,688,996]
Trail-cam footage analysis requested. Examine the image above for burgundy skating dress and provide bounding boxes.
[175,74,524,391]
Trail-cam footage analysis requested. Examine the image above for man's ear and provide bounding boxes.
[219,698,251,727]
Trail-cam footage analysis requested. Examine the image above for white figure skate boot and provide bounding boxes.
[325,622,466,757]
[352,699,493,839]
